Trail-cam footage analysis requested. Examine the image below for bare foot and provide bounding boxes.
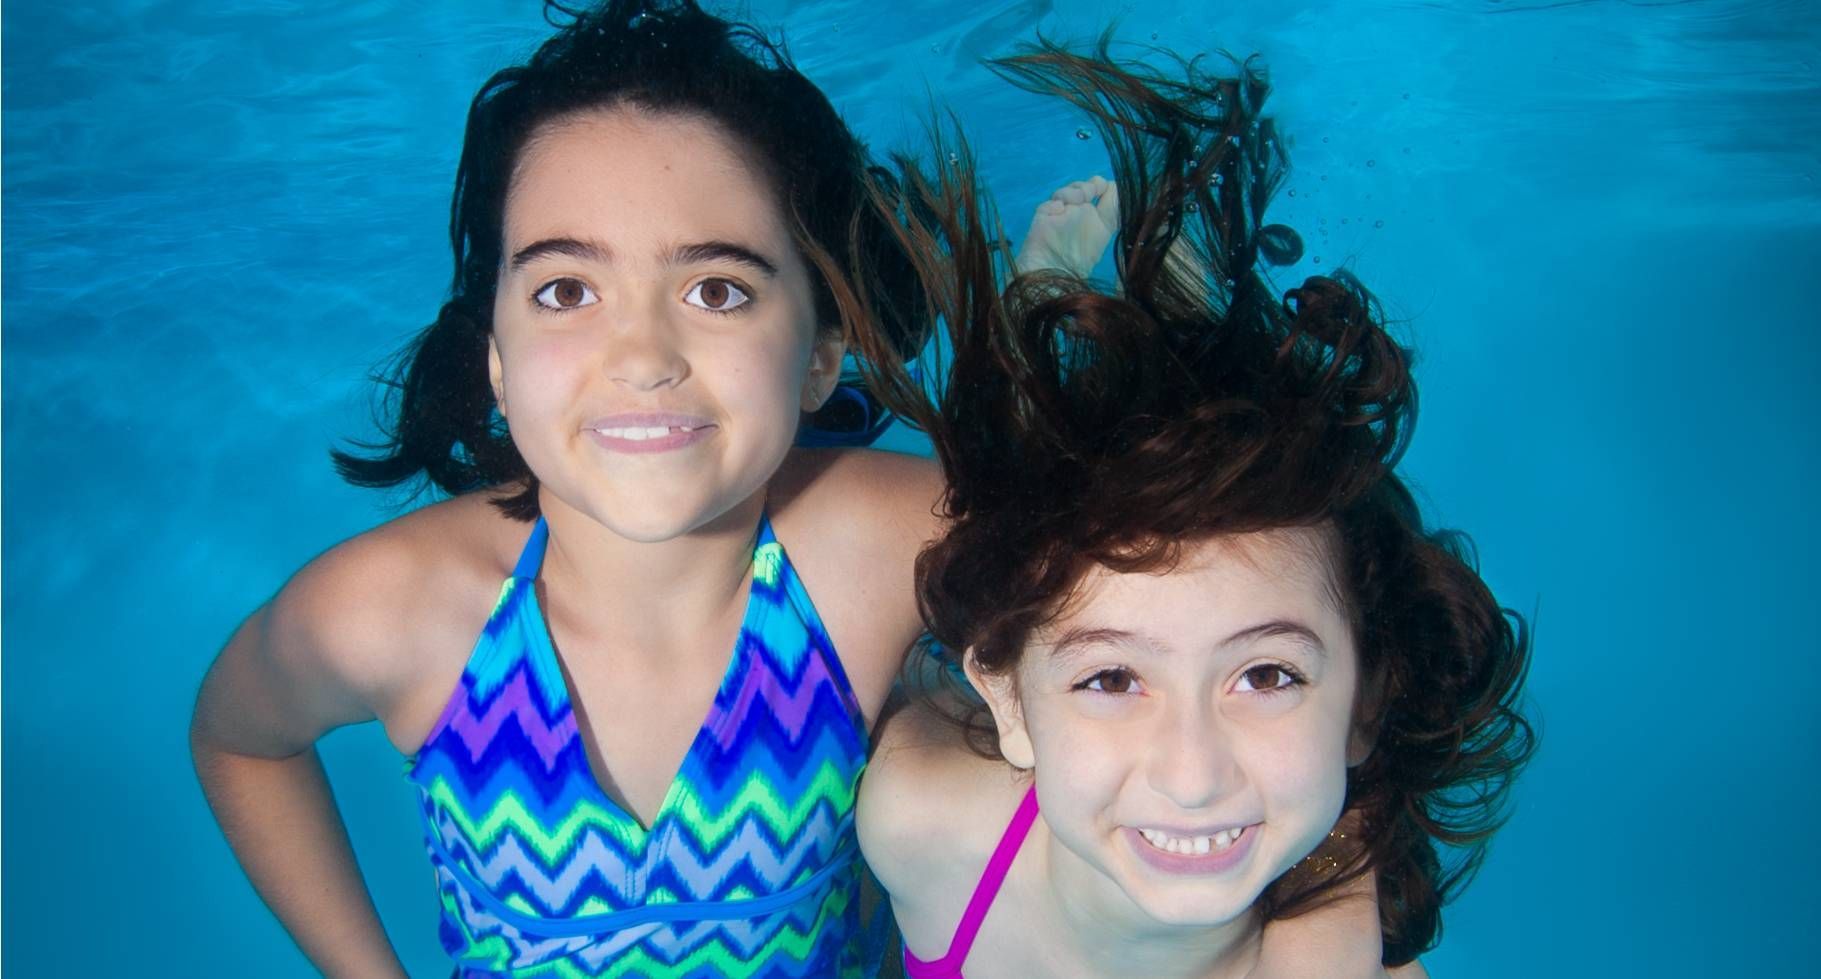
[1014,175,1119,278]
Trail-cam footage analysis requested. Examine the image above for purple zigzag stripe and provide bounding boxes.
[432,667,577,771]
[702,646,847,751]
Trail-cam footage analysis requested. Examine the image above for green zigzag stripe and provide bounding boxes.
[427,761,855,868]
[665,761,857,854]
[492,578,519,616]
[752,542,783,589]
[425,777,650,864]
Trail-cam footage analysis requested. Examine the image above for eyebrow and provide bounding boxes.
[1047,627,1161,668]
[506,236,779,277]
[509,236,612,272]
[1221,620,1329,657]
[1047,619,1328,661]
[672,240,779,277]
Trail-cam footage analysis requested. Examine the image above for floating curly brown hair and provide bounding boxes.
[848,39,1534,966]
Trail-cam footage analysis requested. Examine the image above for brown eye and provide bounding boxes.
[534,278,597,310]
[1236,664,1299,693]
[1078,668,1140,694]
[685,277,750,312]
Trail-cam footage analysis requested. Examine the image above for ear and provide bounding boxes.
[801,331,847,412]
[487,335,508,418]
[1346,723,1375,768]
[963,648,1035,770]
[1347,668,1385,768]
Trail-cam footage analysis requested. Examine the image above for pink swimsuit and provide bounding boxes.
[903,786,1041,979]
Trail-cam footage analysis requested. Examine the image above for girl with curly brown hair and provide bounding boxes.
[853,40,1534,979]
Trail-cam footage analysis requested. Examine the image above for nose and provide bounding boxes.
[602,295,688,391]
[1141,699,1239,811]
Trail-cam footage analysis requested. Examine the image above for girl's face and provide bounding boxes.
[489,107,841,541]
[972,529,1364,930]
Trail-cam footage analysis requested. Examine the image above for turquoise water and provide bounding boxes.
[4,1,1817,975]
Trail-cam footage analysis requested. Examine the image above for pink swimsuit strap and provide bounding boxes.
[903,784,1041,979]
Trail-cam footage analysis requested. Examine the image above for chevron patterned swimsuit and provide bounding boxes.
[406,515,870,977]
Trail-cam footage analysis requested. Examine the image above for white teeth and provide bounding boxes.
[1138,826,1246,856]
[598,426,684,440]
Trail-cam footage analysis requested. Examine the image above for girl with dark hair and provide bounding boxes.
[189,2,945,975]
[855,43,1534,979]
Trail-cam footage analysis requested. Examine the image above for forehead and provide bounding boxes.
[1038,528,1349,648]
[504,106,791,247]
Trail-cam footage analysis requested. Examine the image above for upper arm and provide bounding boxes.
[857,697,970,898]
[190,532,428,759]
[1254,817,1386,979]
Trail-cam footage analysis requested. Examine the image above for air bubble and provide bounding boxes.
[1313,256,1323,265]
[1341,217,1349,225]
[1322,136,1330,143]
[1186,201,1200,213]
[1287,189,1297,197]
[1374,219,1384,228]
[1076,127,1092,140]
[1366,159,1376,168]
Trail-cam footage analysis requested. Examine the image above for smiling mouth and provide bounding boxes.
[585,419,717,454]
[1136,826,1248,857]
[592,424,710,441]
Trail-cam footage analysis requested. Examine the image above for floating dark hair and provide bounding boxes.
[860,37,1534,965]
[333,0,929,517]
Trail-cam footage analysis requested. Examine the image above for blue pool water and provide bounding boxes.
[4,1,1817,975]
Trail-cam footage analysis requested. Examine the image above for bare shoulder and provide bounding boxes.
[770,447,943,545]
[266,492,528,748]
[858,692,1013,902]
[767,448,946,721]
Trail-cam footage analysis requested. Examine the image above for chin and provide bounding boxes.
[555,486,721,543]
[601,503,723,543]
[1125,884,1260,930]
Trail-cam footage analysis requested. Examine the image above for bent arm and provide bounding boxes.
[189,559,411,978]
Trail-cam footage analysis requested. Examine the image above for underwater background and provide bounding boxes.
[4,0,1817,975]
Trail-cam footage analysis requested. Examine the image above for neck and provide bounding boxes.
[1037,823,1263,979]
[534,489,763,655]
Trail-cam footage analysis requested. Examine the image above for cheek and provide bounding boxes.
[1243,711,1352,819]
[1025,703,1131,814]
[704,317,817,423]
[499,332,592,414]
